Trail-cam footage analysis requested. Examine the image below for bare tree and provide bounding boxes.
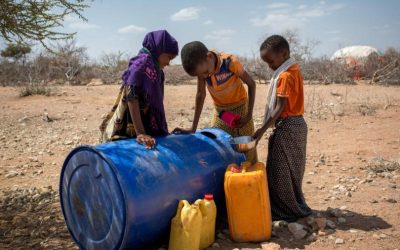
[48,39,89,83]
[98,51,127,84]
[370,51,400,84]
[280,29,320,62]
[301,57,353,84]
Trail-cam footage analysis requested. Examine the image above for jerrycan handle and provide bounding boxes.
[200,131,217,139]
[240,161,251,173]
[195,199,206,214]
[174,200,189,217]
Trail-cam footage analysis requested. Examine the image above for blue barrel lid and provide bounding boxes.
[60,147,126,250]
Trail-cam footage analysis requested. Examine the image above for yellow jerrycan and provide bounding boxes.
[195,194,217,249]
[169,200,202,250]
[224,161,272,242]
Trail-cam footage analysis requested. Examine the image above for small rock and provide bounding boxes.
[29,157,39,162]
[379,233,387,239]
[338,217,346,224]
[349,229,358,233]
[306,233,317,242]
[370,199,378,203]
[288,223,307,240]
[261,242,281,250]
[217,233,225,240]
[339,206,347,210]
[64,141,73,145]
[314,217,327,231]
[5,171,19,178]
[327,207,342,217]
[18,116,29,123]
[273,220,288,228]
[335,238,344,244]
[288,222,303,232]
[306,216,315,225]
[326,220,336,229]
[211,242,220,248]
[382,197,397,203]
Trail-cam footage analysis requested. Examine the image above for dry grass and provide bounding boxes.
[357,97,378,116]
[19,84,54,97]
[366,157,400,173]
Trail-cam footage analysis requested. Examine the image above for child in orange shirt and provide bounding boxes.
[173,41,257,163]
[254,35,312,221]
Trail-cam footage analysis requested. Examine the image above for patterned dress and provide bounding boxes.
[267,116,312,221]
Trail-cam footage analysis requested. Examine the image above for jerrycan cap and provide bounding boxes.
[204,194,214,200]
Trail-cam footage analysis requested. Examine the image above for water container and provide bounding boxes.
[224,162,272,242]
[59,128,244,250]
[195,194,217,249]
[169,200,202,250]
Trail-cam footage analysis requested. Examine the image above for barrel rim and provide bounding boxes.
[59,145,127,250]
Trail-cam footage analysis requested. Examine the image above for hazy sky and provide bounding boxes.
[59,0,400,62]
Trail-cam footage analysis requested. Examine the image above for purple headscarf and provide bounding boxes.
[142,30,179,59]
[122,30,179,136]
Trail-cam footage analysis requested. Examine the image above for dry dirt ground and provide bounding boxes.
[0,83,399,250]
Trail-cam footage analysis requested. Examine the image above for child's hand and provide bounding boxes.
[235,115,251,128]
[172,127,195,134]
[136,134,156,149]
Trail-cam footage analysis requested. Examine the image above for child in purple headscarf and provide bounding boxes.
[102,30,178,149]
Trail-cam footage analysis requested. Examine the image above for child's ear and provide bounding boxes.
[282,49,289,59]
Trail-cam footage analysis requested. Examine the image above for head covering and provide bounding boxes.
[142,30,179,59]
[121,30,179,136]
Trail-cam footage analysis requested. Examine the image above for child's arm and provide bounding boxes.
[172,76,207,134]
[127,99,156,149]
[253,96,287,143]
[236,70,256,128]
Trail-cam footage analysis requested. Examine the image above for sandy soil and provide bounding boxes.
[0,83,399,250]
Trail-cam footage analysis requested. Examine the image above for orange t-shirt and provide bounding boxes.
[205,51,247,107]
[276,64,304,118]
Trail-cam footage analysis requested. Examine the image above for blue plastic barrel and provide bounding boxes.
[60,128,244,250]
